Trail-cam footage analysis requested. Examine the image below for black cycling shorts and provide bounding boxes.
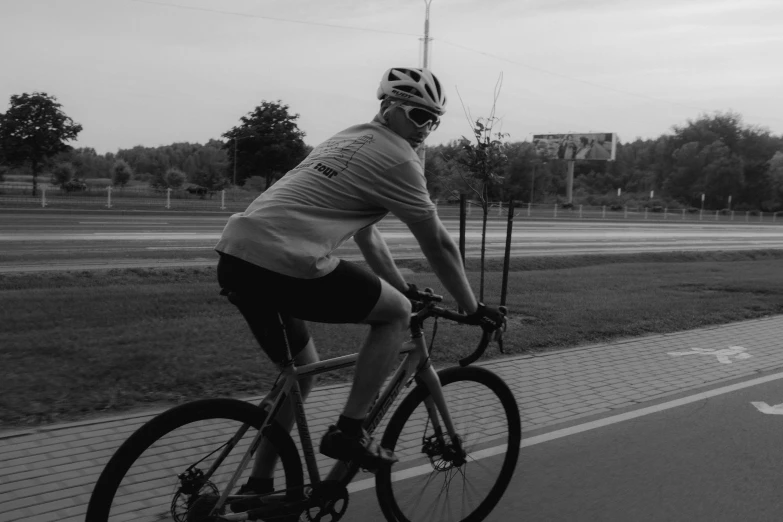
[216,252,382,363]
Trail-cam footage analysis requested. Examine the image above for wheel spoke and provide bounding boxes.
[86,399,304,522]
[376,366,521,522]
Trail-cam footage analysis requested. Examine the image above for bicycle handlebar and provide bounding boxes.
[409,288,507,367]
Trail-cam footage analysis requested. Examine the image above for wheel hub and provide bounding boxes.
[422,434,467,470]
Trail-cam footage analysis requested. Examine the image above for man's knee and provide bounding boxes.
[364,283,411,327]
[393,295,412,326]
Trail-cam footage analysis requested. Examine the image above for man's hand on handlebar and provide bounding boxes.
[404,283,505,330]
[465,302,506,331]
[403,283,421,301]
[402,283,508,365]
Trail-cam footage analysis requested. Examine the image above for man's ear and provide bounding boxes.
[379,99,393,123]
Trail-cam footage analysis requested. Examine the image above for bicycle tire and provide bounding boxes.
[376,365,521,522]
[86,398,304,522]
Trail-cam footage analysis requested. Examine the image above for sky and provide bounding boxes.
[1,0,782,155]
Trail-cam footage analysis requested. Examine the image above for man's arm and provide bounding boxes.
[354,225,408,293]
[407,215,479,314]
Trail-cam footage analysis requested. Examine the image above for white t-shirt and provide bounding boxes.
[215,117,437,278]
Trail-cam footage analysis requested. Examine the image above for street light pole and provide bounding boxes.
[422,0,432,69]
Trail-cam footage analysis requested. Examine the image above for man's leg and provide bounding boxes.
[343,279,410,417]
[320,279,410,465]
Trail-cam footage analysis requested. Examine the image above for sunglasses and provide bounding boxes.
[394,103,441,131]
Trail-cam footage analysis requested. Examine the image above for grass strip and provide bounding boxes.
[2,250,783,428]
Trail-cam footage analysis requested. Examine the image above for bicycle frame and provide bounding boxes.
[206,311,459,516]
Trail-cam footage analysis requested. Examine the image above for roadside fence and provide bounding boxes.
[1,184,781,224]
[435,201,782,225]
[0,184,256,212]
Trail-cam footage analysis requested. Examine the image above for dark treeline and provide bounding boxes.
[427,111,783,211]
[31,139,230,190]
[5,110,782,210]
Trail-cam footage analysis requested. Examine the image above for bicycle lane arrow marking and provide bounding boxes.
[751,401,783,415]
[667,346,751,364]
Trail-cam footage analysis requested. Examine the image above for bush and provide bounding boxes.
[150,171,167,190]
[165,168,186,189]
[244,176,266,192]
[62,178,88,192]
[86,178,112,188]
[50,162,75,187]
[112,160,133,188]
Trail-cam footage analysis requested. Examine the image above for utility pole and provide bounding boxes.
[418,0,433,166]
[422,0,432,69]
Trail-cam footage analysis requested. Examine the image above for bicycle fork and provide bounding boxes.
[409,335,464,460]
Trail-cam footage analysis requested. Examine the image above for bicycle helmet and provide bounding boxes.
[376,67,447,116]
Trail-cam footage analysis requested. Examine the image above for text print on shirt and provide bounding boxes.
[296,134,376,178]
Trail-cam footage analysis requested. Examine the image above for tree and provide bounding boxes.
[664,111,779,208]
[150,170,168,190]
[767,152,783,210]
[50,162,75,188]
[187,140,229,190]
[452,74,509,301]
[0,141,7,180]
[699,140,744,207]
[222,100,309,189]
[664,141,704,202]
[0,92,83,196]
[111,159,133,188]
[165,168,186,189]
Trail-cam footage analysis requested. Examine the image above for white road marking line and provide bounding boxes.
[348,370,783,494]
[145,247,213,250]
[78,221,169,224]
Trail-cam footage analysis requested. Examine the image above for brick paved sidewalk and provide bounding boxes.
[2,315,782,521]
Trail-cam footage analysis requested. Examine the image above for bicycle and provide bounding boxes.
[86,288,521,522]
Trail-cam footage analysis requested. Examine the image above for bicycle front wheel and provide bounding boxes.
[376,365,521,522]
[86,398,304,522]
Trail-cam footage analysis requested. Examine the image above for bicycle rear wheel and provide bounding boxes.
[86,398,304,522]
[376,365,521,522]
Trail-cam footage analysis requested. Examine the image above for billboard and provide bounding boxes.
[533,133,617,161]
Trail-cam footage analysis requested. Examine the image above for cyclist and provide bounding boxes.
[215,67,504,503]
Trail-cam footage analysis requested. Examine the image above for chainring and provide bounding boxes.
[303,481,349,522]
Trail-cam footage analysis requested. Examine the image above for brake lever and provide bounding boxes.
[493,307,508,353]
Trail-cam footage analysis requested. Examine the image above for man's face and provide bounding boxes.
[385,102,439,149]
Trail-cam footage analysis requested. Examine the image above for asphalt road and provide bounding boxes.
[340,370,783,521]
[1,210,783,272]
